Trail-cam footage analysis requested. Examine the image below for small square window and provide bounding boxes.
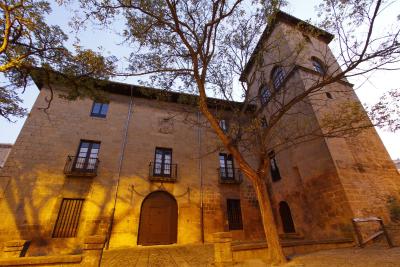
[91,102,109,118]
[261,116,268,128]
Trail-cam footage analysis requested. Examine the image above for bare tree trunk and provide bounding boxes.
[196,80,286,264]
[252,173,287,264]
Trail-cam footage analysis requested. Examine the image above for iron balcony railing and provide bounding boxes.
[218,168,243,184]
[149,162,178,182]
[64,156,99,177]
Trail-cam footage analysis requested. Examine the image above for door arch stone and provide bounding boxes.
[138,191,178,245]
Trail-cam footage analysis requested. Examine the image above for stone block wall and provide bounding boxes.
[0,85,265,255]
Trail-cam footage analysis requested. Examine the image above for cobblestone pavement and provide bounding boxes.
[100,244,214,267]
[287,246,400,267]
[101,244,400,267]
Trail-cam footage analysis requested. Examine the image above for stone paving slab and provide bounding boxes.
[287,246,400,267]
[101,244,400,267]
[100,244,214,267]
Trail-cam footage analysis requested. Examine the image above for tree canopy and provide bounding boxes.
[0,0,116,120]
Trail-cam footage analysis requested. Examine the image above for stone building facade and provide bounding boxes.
[0,11,399,258]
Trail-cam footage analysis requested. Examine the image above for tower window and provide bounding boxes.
[154,147,173,177]
[269,151,281,182]
[326,92,333,99]
[302,34,312,43]
[271,66,286,89]
[261,116,268,128]
[219,119,228,132]
[227,199,243,230]
[260,84,271,105]
[311,57,326,75]
[279,201,296,233]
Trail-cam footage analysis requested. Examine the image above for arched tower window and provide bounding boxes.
[311,57,326,75]
[279,201,296,233]
[259,84,271,105]
[271,66,286,89]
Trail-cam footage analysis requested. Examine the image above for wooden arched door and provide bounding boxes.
[138,191,178,245]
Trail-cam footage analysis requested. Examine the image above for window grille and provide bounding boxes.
[227,199,243,230]
[272,67,286,89]
[52,198,84,238]
[260,85,271,104]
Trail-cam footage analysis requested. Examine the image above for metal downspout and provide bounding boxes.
[198,111,205,243]
[105,86,134,250]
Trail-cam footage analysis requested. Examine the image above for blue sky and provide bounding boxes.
[0,0,399,159]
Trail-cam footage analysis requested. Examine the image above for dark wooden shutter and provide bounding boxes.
[227,199,243,230]
[52,198,84,238]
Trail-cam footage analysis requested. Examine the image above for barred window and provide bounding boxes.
[227,199,243,230]
[260,84,271,105]
[52,198,84,238]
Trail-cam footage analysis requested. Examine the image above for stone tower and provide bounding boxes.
[240,11,400,239]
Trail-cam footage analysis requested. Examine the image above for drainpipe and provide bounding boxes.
[198,111,205,243]
[105,86,134,250]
